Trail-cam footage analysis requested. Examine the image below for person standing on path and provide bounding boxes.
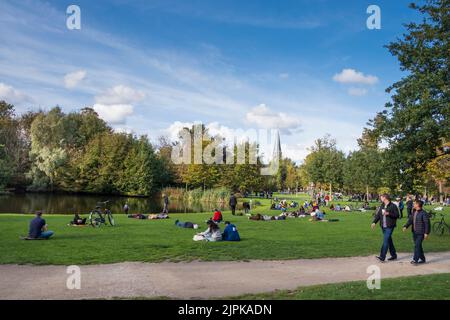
[162,194,169,214]
[123,202,129,215]
[229,193,237,216]
[403,200,430,265]
[371,193,400,262]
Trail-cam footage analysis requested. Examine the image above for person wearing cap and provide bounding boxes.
[28,211,54,239]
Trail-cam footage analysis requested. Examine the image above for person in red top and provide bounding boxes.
[212,209,223,223]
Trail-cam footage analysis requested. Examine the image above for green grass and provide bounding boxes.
[226,273,450,300]
[0,194,449,265]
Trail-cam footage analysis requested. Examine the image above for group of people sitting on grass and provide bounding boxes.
[127,213,169,220]
[174,208,240,242]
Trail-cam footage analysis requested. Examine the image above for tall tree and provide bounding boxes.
[367,0,450,192]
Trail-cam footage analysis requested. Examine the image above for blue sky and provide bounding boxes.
[0,0,422,162]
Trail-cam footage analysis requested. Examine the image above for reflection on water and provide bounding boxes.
[0,193,225,214]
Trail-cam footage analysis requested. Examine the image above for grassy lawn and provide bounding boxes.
[227,273,450,300]
[0,194,449,265]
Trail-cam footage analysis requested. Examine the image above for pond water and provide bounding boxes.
[0,193,225,215]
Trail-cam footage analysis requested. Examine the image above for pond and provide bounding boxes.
[0,193,225,215]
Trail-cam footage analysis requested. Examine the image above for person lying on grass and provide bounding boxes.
[222,221,240,241]
[128,213,147,219]
[248,213,286,221]
[193,220,222,241]
[28,211,54,239]
[69,213,86,226]
[148,213,169,219]
[175,219,199,229]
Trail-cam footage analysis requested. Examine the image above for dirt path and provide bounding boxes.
[1,252,450,299]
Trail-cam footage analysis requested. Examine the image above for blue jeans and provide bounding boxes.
[40,231,54,239]
[413,233,425,262]
[380,227,396,260]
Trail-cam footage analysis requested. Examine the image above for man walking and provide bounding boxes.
[403,200,430,265]
[371,193,400,262]
[229,193,237,216]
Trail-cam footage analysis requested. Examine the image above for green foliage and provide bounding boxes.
[303,135,345,191]
[366,0,450,192]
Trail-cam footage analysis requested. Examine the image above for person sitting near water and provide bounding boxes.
[69,213,86,225]
[175,219,199,229]
[222,221,241,241]
[330,204,335,211]
[128,213,147,219]
[193,220,222,241]
[335,204,342,211]
[27,211,54,239]
[343,205,351,212]
[212,209,223,223]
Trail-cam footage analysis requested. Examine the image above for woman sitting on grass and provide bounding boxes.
[194,220,223,241]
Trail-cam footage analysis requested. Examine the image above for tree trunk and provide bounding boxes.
[439,181,443,203]
[366,185,369,202]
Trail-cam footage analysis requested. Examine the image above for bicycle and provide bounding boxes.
[89,200,115,227]
[432,214,450,236]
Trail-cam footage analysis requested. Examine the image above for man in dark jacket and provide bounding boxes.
[371,193,399,262]
[229,193,237,215]
[403,200,430,264]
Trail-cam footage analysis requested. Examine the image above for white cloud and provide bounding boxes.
[92,85,145,124]
[0,82,32,104]
[347,87,368,96]
[95,85,145,105]
[93,103,134,125]
[333,69,378,85]
[279,73,289,79]
[245,104,301,134]
[64,70,87,89]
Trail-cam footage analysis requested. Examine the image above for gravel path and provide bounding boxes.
[1,251,449,299]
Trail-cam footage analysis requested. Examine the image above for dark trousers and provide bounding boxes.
[230,205,236,215]
[413,233,426,262]
[399,208,403,218]
[380,227,397,260]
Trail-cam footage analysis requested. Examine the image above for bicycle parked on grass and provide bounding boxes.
[432,214,449,236]
[89,200,115,227]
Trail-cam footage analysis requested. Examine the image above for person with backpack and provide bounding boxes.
[403,200,430,265]
[222,221,240,241]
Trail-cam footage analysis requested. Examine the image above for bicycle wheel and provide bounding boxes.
[432,221,445,235]
[107,211,115,226]
[89,211,102,228]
